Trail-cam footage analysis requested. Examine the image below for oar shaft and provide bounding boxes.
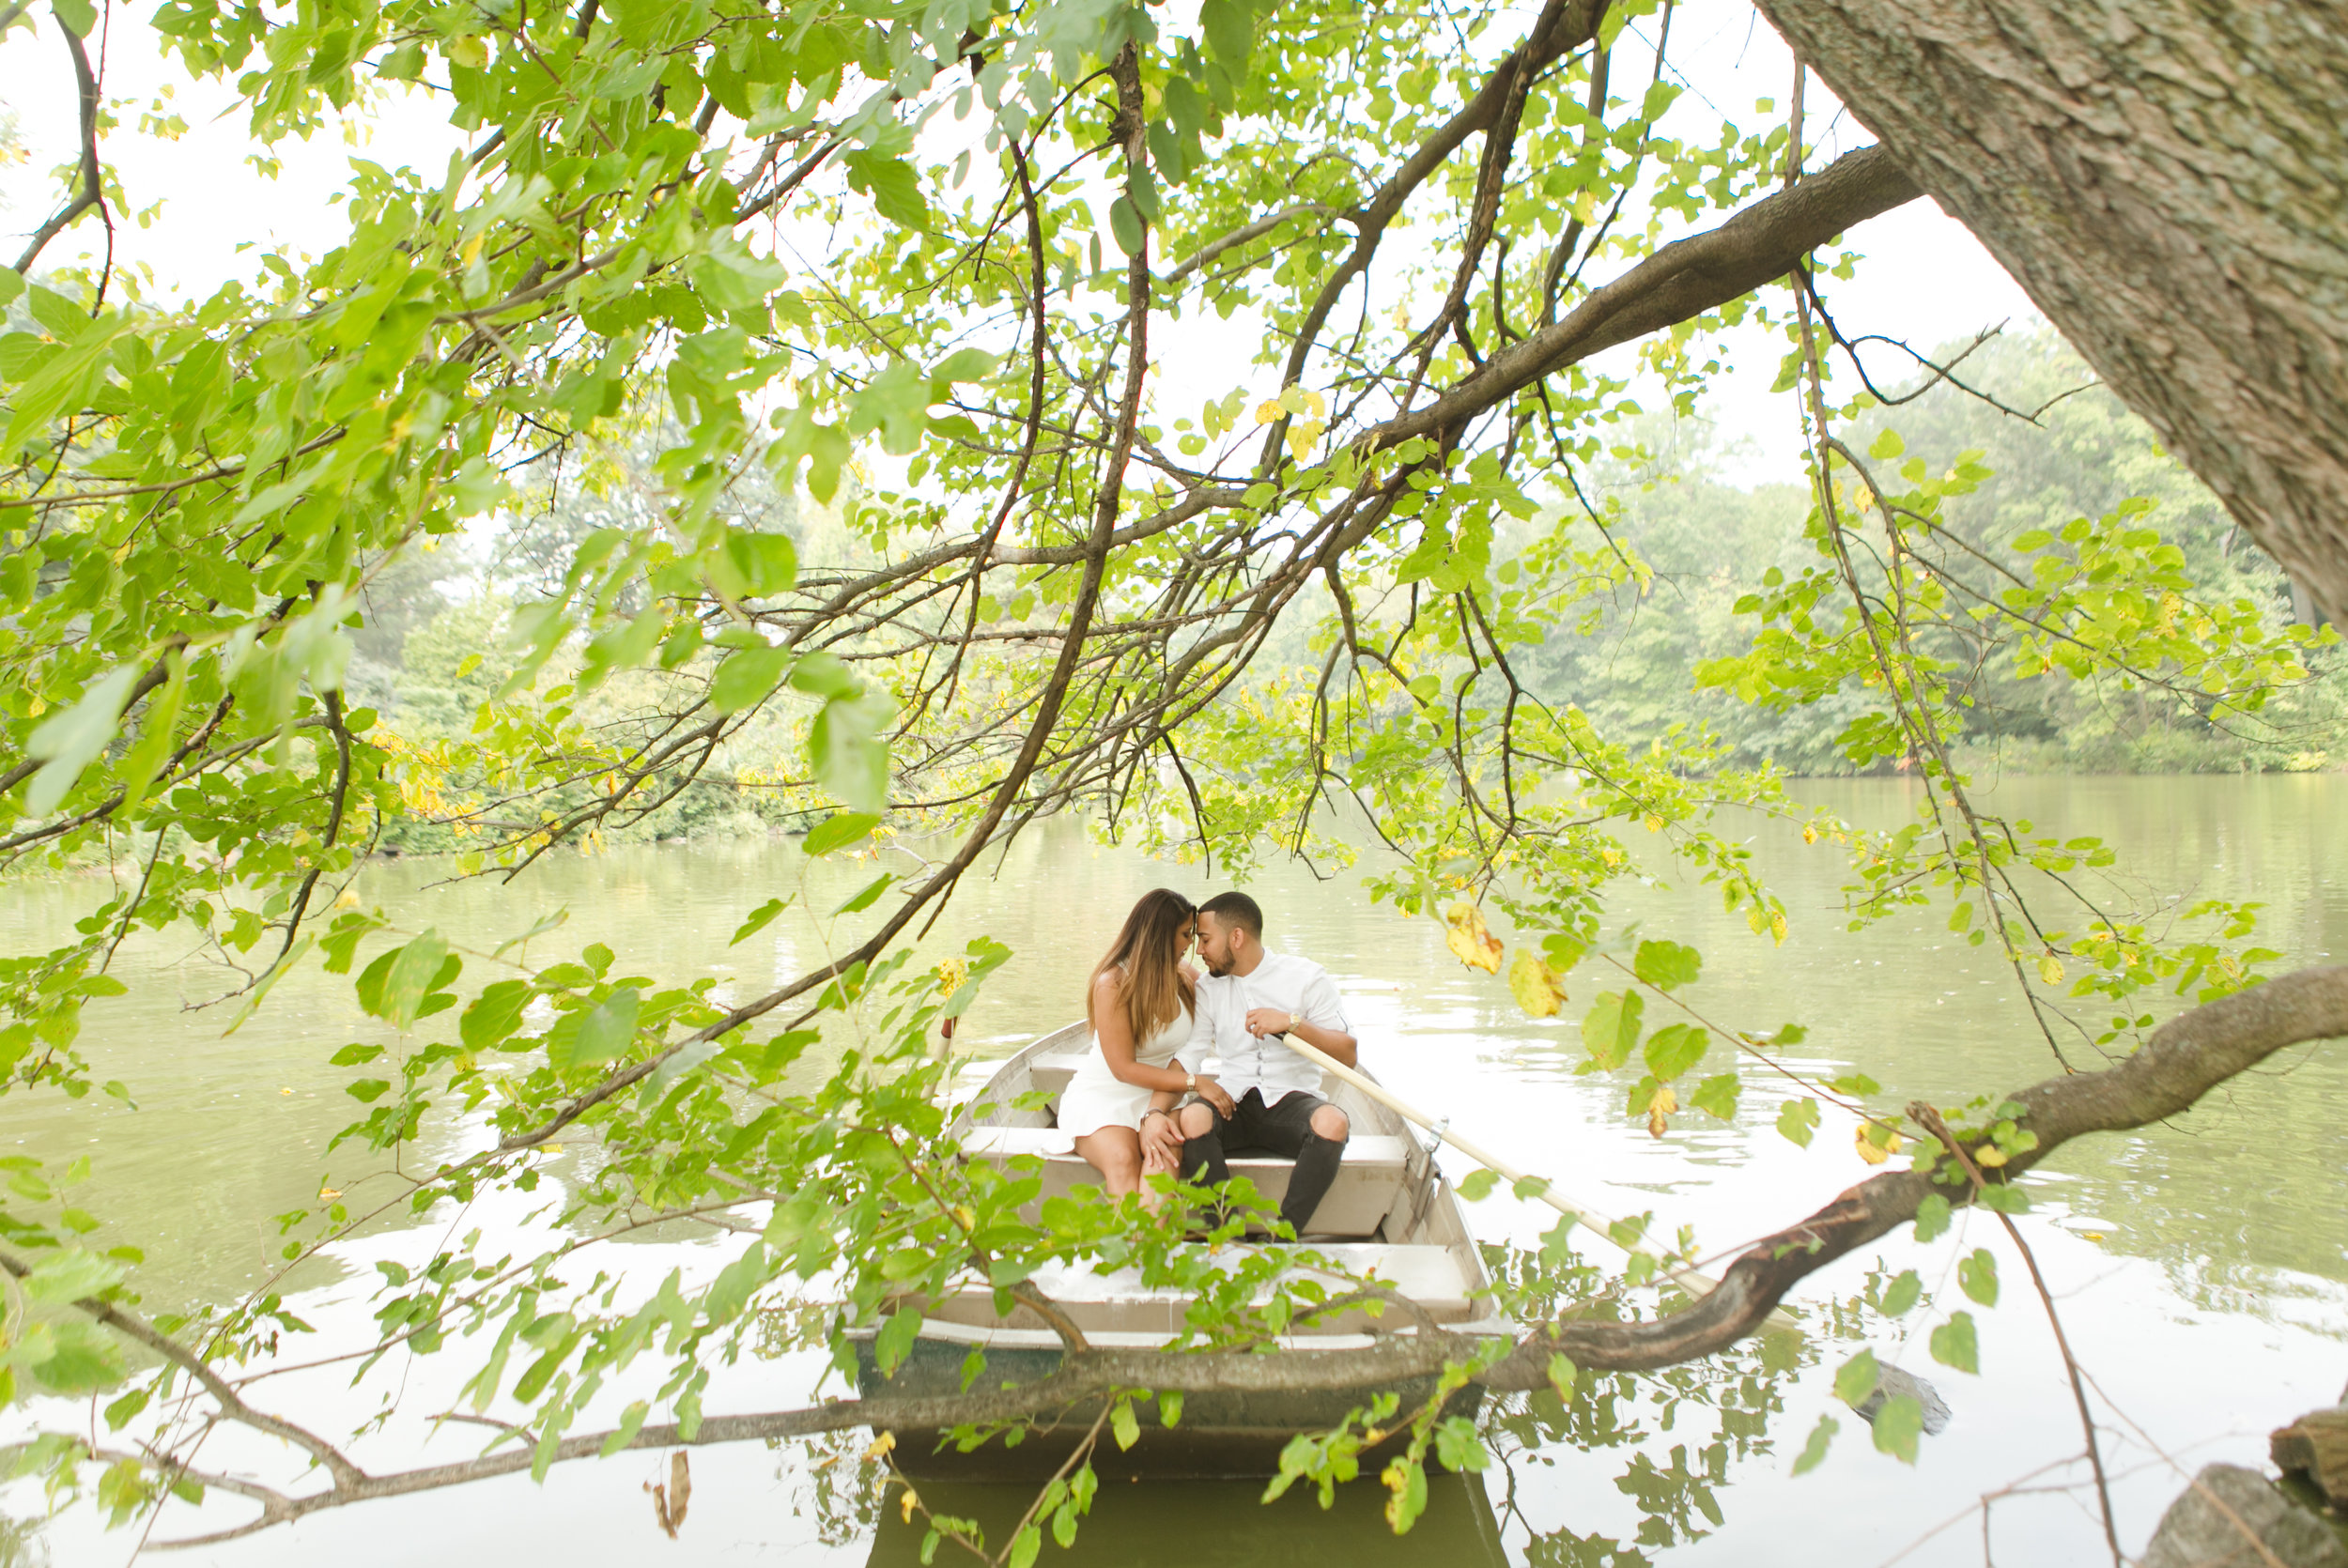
[1271,1032,1732,1299]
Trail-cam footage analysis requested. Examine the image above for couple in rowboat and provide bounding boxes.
[1058,888,1357,1238]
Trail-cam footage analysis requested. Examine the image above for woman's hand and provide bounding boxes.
[1196,1075,1235,1116]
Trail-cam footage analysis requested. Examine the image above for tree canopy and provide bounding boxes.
[2,0,2343,1555]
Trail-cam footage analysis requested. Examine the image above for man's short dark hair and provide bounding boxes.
[1197,891,1263,937]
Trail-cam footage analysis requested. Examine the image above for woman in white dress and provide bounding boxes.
[1060,889,1234,1207]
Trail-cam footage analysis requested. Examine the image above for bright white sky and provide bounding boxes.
[1,1,2043,486]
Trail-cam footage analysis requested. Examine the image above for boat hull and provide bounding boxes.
[854,1334,1485,1482]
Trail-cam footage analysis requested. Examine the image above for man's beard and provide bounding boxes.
[1202,953,1233,976]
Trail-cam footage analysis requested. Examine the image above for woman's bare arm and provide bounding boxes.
[1092,972,1196,1093]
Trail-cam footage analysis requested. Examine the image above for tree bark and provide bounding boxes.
[1752,0,2348,623]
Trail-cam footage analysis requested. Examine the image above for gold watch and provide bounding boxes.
[1287,1010,1303,1033]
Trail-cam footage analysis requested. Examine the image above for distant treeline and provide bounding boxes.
[1519,331,2344,776]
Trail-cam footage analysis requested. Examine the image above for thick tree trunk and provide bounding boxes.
[1753,0,2348,623]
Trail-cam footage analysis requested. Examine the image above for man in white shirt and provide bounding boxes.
[1152,891,1357,1238]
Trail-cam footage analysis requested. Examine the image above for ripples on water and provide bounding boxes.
[2,776,2342,1565]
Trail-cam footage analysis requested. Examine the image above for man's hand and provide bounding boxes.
[1244,1007,1295,1039]
[1196,1075,1235,1115]
[1139,1112,1184,1164]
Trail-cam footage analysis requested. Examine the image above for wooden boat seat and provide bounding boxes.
[959,1125,1413,1237]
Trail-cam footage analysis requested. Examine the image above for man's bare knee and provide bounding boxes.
[1177,1103,1217,1139]
[1311,1105,1350,1142]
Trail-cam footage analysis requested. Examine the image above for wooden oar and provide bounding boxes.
[1274,1032,1790,1322]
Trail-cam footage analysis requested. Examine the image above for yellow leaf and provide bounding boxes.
[1646,1084,1676,1139]
[1769,911,1788,945]
[317,1186,341,1201]
[1253,399,1285,426]
[899,1486,919,1524]
[1854,1124,1902,1164]
[1443,903,1503,975]
[1644,814,1664,833]
[1506,949,1566,1017]
[1974,1144,2008,1168]
[1802,822,1819,845]
[864,1431,897,1462]
[2036,954,2064,986]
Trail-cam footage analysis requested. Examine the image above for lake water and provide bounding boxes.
[4,775,2344,1566]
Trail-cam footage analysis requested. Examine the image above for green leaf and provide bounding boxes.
[599,1400,652,1458]
[1642,1022,1708,1082]
[51,0,97,38]
[1913,1192,1953,1242]
[873,1306,921,1375]
[381,931,454,1029]
[23,1249,124,1303]
[811,692,891,813]
[1976,1183,2031,1214]
[1832,1349,1878,1408]
[1689,1072,1739,1120]
[1110,1397,1140,1452]
[116,652,188,813]
[1579,991,1644,1069]
[1929,1312,1979,1374]
[801,812,880,855]
[843,151,931,231]
[1456,1168,1498,1202]
[1511,1175,1550,1201]
[1881,1269,1922,1316]
[28,1320,122,1391]
[329,1042,384,1066]
[1631,939,1702,992]
[1159,1390,1183,1428]
[723,529,797,597]
[1791,1414,1838,1475]
[1775,1098,1821,1148]
[345,1078,392,1102]
[1546,1352,1577,1399]
[1107,195,1145,257]
[1867,427,1905,460]
[832,873,894,915]
[710,643,791,714]
[460,980,532,1053]
[562,986,641,1073]
[23,664,140,816]
[1870,1394,1924,1464]
[1957,1248,1999,1306]
[730,897,789,945]
[1008,1523,1043,1568]
[788,650,858,699]
[1199,0,1256,66]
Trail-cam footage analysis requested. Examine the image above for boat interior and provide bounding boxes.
[934,1022,1504,1343]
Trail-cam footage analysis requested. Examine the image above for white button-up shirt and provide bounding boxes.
[1186,951,1352,1101]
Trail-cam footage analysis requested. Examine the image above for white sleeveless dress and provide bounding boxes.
[1056,1005,1195,1138]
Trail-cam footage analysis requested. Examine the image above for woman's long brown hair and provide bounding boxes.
[1087,888,1197,1046]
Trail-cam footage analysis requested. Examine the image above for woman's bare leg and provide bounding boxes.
[1072,1127,1144,1201]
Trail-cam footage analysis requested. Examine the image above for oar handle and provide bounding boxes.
[1272,1031,1736,1301]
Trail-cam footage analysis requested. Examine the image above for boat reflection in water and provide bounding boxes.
[864,1469,1508,1568]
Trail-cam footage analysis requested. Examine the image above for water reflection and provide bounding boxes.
[864,1473,1508,1568]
